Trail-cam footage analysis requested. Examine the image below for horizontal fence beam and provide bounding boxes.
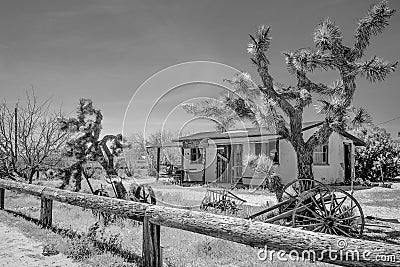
[0,179,399,267]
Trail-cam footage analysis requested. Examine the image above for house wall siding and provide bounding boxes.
[278,131,346,184]
[276,140,297,184]
[312,132,343,184]
[182,144,218,182]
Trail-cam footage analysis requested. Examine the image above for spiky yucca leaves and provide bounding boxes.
[314,101,372,132]
[354,0,396,59]
[314,18,343,51]
[225,73,285,133]
[355,56,398,82]
[245,154,276,177]
[223,95,256,124]
[181,98,239,132]
[283,48,335,74]
[245,154,283,201]
[346,107,373,130]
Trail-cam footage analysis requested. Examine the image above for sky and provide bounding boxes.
[0,0,399,139]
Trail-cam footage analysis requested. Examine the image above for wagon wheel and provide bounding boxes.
[216,199,238,215]
[135,185,156,204]
[292,186,365,237]
[280,179,330,213]
[200,191,212,211]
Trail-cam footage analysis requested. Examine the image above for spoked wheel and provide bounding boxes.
[135,185,156,204]
[280,179,330,213]
[292,186,365,237]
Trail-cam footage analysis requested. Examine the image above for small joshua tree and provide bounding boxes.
[245,154,283,201]
[58,98,128,191]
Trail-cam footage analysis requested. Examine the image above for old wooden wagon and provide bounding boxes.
[246,178,365,237]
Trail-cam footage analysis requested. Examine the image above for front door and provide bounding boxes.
[231,144,243,183]
[344,143,352,182]
[216,145,231,183]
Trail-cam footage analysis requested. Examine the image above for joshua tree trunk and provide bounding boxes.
[296,148,314,181]
[28,169,36,184]
[59,162,83,191]
[73,163,83,192]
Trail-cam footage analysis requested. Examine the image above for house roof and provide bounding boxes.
[338,131,366,146]
[174,120,366,146]
[175,121,323,142]
[145,142,181,149]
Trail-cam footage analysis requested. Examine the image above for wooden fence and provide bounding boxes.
[0,179,399,267]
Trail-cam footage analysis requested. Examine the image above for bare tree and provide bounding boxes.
[0,91,68,183]
[128,132,147,159]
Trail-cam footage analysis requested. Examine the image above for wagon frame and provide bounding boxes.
[246,178,365,238]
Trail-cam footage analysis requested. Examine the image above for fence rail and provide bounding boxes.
[0,178,399,267]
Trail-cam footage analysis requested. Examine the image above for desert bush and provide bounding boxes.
[64,235,100,260]
[354,126,400,181]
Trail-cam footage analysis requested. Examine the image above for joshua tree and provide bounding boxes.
[185,1,397,182]
[58,98,128,191]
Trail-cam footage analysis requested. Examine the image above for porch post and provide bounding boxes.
[180,147,184,183]
[229,145,233,184]
[0,188,4,210]
[156,147,161,180]
[202,148,206,185]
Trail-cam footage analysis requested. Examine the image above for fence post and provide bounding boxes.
[0,188,4,210]
[40,197,52,228]
[142,215,161,267]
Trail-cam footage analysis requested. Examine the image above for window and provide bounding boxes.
[313,144,329,165]
[254,140,279,164]
[190,148,203,163]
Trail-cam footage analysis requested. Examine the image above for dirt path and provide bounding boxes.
[0,222,78,267]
